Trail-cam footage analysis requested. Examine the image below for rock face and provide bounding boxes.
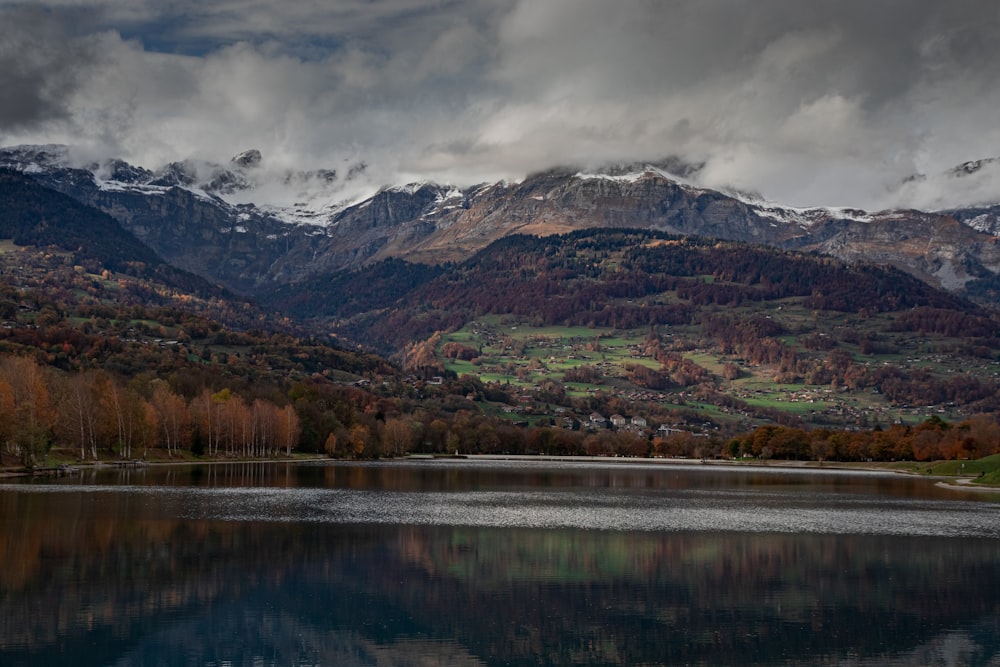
[798,213,1000,293]
[231,149,262,169]
[2,146,1000,305]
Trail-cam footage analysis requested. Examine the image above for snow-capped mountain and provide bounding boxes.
[0,144,375,226]
[890,157,1000,228]
[3,144,1000,305]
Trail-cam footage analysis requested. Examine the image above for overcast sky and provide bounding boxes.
[2,0,999,209]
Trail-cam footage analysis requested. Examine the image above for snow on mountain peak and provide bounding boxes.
[231,149,263,169]
[949,157,999,178]
[0,144,71,172]
[5,142,1000,237]
[569,158,710,193]
[887,157,1000,212]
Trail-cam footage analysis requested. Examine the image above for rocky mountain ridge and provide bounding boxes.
[2,145,1000,305]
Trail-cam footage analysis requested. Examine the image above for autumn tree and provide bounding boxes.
[401,332,445,376]
[348,423,370,458]
[426,419,449,453]
[53,370,101,461]
[383,417,413,457]
[276,404,301,457]
[0,376,14,459]
[150,382,191,457]
[324,431,338,457]
[99,379,152,460]
[191,388,231,456]
[223,395,249,456]
[250,399,273,457]
[0,356,55,467]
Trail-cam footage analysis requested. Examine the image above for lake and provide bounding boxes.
[1,459,999,666]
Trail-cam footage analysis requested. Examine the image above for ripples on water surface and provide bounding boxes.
[1,459,998,666]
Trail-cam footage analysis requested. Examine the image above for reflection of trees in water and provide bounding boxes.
[0,518,385,665]
[383,528,1000,665]
[2,508,999,666]
[3,459,1000,667]
[114,608,489,667]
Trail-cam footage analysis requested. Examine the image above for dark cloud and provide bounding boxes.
[0,7,102,131]
[1,0,999,208]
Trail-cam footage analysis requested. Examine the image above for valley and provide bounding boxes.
[435,313,984,435]
[1,159,1000,471]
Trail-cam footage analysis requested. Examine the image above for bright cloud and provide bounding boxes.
[2,0,999,209]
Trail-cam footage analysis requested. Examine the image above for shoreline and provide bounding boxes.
[3,453,998,490]
[464,455,1000,491]
[0,455,327,479]
[934,477,1000,493]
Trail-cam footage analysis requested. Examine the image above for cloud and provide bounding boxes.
[0,6,105,131]
[1,0,999,209]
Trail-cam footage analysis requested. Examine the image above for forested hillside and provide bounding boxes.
[281,229,985,355]
[2,215,1000,469]
[254,229,1000,463]
[0,169,222,297]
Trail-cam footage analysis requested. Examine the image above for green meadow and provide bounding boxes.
[436,307,986,430]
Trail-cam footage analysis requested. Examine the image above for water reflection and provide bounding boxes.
[26,458,989,495]
[9,463,999,536]
[1,461,999,666]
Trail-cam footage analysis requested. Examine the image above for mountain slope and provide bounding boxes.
[298,229,1000,431]
[0,168,222,297]
[304,229,978,353]
[274,168,1000,307]
[4,146,1000,307]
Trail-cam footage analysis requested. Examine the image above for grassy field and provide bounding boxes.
[436,307,985,431]
[866,455,1000,487]
[451,325,655,382]
[925,453,1000,479]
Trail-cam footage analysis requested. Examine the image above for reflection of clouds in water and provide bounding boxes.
[5,468,999,667]
[206,487,1000,537]
[12,482,995,537]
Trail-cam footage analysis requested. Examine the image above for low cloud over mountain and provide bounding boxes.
[1,1,999,210]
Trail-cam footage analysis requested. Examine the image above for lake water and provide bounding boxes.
[1,459,999,666]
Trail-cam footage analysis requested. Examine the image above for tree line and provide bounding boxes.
[0,355,299,468]
[5,346,999,469]
[729,416,1000,462]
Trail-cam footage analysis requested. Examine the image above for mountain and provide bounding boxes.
[3,145,1000,306]
[0,168,223,298]
[288,228,979,350]
[4,165,1000,437]
[280,229,1000,432]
